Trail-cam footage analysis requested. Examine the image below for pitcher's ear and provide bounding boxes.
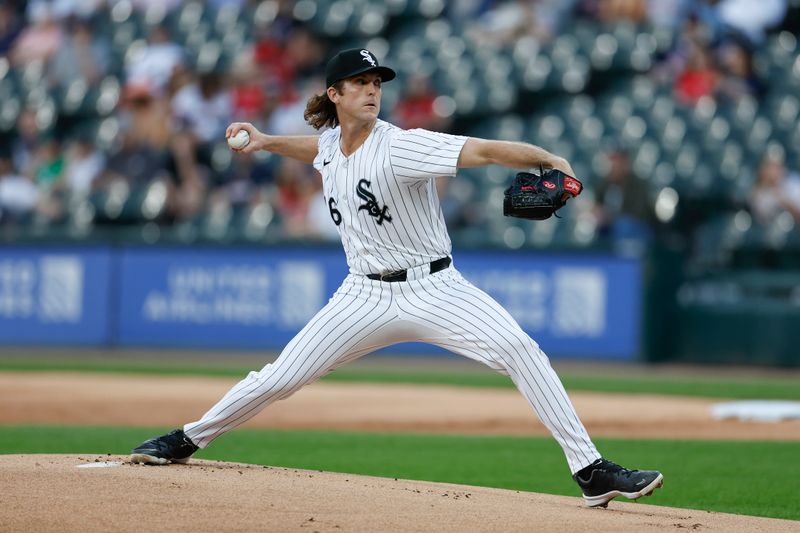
[327,86,340,103]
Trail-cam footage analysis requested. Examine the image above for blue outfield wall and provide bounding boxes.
[0,246,641,360]
[0,246,114,345]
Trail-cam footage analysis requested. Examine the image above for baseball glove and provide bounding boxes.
[503,167,583,220]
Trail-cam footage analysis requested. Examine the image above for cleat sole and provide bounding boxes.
[583,473,664,508]
[130,453,170,465]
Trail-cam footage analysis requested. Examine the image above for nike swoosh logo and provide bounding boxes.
[323,159,332,166]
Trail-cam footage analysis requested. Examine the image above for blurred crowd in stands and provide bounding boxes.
[0,0,799,254]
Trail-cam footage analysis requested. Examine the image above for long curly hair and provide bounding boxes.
[304,81,344,130]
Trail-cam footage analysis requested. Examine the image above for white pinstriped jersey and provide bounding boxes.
[312,120,468,275]
[182,120,602,477]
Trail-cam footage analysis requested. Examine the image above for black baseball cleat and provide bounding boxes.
[130,429,199,465]
[573,458,663,508]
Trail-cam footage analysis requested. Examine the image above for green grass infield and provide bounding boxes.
[0,356,799,400]
[0,425,797,521]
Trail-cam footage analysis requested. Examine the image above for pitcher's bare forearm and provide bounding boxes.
[457,138,575,176]
[256,135,319,164]
[226,122,319,164]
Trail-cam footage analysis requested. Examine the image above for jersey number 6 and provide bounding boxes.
[328,198,342,226]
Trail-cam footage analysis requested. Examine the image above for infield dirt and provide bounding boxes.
[2,454,798,532]
[1,372,798,440]
[2,370,800,531]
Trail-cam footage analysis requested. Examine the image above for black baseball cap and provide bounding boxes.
[325,48,396,88]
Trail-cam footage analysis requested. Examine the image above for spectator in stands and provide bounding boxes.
[592,0,647,23]
[30,136,66,222]
[273,157,319,238]
[211,148,276,213]
[91,128,171,223]
[284,27,325,80]
[436,176,481,231]
[125,23,184,98]
[392,75,450,132]
[591,144,655,241]
[749,154,800,225]
[645,0,693,29]
[467,0,553,46]
[11,109,40,178]
[673,41,719,104]
[0,4,23,56]
[715,37,764,102]
[580,0,692,25]
[47,16,110,88]
[267,77,325,136]
[61,134,105,196]
[171,70,233,145]
[24,135,64,195]
[170,69,233,220]
[713,0,787,47]
[10,2,62,66]
[229,54,269,124]
[0,153,38,224]
[253,26,325,125]
[651,13,712,91]
[28,133,104,224]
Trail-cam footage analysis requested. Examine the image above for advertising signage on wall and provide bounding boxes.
[455,250,640,358]
[117,247,640,359]
[117,247,349,347]
[0,246,640,359]
[0,247,113,344]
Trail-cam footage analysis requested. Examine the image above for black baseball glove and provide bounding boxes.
[503,167,583,220]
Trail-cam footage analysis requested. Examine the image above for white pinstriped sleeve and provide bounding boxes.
[389,128,468,181]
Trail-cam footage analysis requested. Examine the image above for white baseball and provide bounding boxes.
[227,130,250,150]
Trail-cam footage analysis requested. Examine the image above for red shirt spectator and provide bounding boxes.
[674,45,718,104]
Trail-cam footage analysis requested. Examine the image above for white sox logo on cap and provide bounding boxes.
[360,50,377,67]
[325,48,396,87]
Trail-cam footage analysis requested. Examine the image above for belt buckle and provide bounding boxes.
[380,271,399,282]
[380,268,407,282]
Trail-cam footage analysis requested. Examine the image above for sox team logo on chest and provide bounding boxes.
[356,179,392,225]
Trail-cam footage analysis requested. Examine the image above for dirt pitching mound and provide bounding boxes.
[1,455,796,532]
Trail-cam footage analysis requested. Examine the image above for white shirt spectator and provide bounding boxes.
[0,173,39,217]
[171,82,232,143]
[751,170,800,225]
[63,143,105,195]
[717,0,787,45]
[126,40,184,95]
[646,0,692,29]
[48,0,105,19]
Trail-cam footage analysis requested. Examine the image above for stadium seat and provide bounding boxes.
[589,32,619,71]
[351,2,390,36]
[0,95,21,133]
[630,75,657,112]
[631,138,661,178]
[523,216,559,248]
[237,201,276,242]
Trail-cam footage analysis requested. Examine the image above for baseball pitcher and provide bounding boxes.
[131,48,663,508]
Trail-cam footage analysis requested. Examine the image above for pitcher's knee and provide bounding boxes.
[495,335,548,369]
[244,366,308,400]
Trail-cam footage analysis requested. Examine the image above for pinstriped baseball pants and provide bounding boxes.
[183,267,601,474]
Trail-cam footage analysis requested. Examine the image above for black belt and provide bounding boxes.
[367,257,451,282]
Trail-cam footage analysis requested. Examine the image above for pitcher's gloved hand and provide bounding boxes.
[503,167,583,220]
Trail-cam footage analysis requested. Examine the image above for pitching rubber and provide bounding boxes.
[583,473,664,508]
